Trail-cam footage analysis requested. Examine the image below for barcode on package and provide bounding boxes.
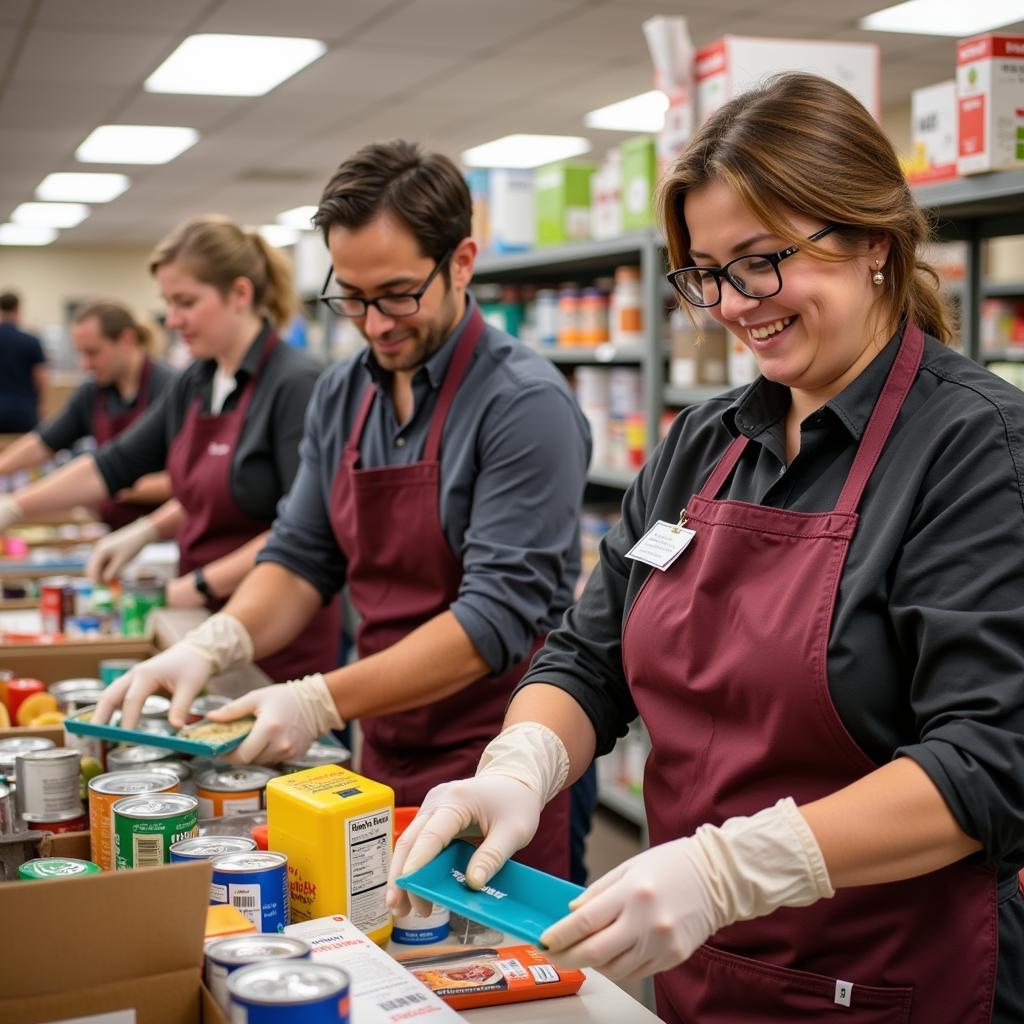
[379,993,428,1011]
[133,835,163,867]
[496,958,528,979]
[529,964,560,984]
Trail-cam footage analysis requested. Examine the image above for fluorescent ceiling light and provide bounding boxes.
[0,224,57,246]
[462,134,592,169]
[258,224,299,248]
[859,0,1024,35]
[276,205,318,230]
[76,125,199,165]
[145,34,327,96]
[11,202,89,228]
[36,172,130,203]
[584,90,669,132]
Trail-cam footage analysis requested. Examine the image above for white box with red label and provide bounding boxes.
[956,34,1024,175]
[907,80,959,184]
[695,36,880,125]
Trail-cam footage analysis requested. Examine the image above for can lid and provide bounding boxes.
[198,766,278,791]
[90,768,180,795]
[170,836,256,858]
[206,935,310,966]
[227,962,349,1003]
[112,793,198,818]
[19,857,100,878]
[212,851,287,873]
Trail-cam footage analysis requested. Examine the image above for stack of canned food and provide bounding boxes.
[35,568,166,638]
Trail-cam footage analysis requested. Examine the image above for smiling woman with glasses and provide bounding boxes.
[385,72,1024,1024]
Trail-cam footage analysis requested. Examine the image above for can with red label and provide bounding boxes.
[39,576,75,634]
[4,678,46,723]
[27,810,88,834]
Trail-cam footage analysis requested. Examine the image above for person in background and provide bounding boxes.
[0,215,339,685]
[94,141,592,879]
[388,74,1024,1023]
[0,291,47,433]
[0,301,175,528]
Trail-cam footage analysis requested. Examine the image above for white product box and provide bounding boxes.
[956,34,1024,175]
[591,147,623,241]
[695,36,880,124]
[286,915,462,1024]
[489,168,535,252]
[907,80,958,184]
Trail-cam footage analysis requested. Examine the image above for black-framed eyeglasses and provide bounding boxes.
[666,224,838,308]
[319,249,454,318]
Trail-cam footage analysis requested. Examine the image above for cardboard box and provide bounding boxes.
[957,34,1024,174]
[696,36,880,124]
[907,80,959,184]
[620,137,658,231]
[0,636,156,684]
[0,836,226,1024]
[489,169,535,252]
[535,162,594,247]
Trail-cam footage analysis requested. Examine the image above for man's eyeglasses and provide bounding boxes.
[666,224,837,308]
[319,249,454,318]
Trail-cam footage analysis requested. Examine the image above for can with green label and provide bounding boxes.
[112,793,199,869]
[119,574,166,637]
[19,857,101,880]
[99,658,140,686]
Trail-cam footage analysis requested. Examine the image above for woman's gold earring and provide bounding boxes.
[872,261,885,286]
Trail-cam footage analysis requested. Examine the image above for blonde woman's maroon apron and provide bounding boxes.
[622,324,998,1022]
[329,308,570,877]
[166,334,340,682]
[93,357,160,530]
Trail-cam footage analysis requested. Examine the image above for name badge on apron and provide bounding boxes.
[626,512,695,571]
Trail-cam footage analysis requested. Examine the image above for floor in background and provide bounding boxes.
[582,805,650,1009]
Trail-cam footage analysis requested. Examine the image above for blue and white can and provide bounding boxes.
[228,962,350,1023]
[210,851,289,933]
[204,934,311,1013]
[170,835,256,862]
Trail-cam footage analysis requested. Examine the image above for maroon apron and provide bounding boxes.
[93,357,161,530]
[623,323,998,1023]
[329,307,570,877]
[166,333,340,682]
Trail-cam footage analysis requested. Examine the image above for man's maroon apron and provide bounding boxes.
[166,334,340,681]
[622,324,998,1022]
[93,357,160,530]
[328,308,569,877]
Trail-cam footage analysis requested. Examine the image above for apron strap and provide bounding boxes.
[697,432,750,500]
[346,383,378,455]
[835,322,924,515]
[424,306,485,462]
[136,356,152,407]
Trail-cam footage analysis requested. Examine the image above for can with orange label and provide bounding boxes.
[88,768,180,871]
[196,766,279,818]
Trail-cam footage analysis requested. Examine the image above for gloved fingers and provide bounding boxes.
[568,860,628,910]
[388,805,442,916]
[547,915,634,972]
[400,802,474,879]
[463,814,535,890]
[120,673,163,730]
[227,715,278,765]
[91,672,133,724]
[205,692,257,722]
[594,941,655,980]
[622,958,661,983]
[167,677,207,729]
[541,883,625,953]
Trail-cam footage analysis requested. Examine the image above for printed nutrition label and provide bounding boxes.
[346,809,392,934]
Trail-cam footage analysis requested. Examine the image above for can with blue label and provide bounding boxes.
[170,835,256,862]
[204,934,310,1013]
[210,851,289,933]
[228,961,350,1023]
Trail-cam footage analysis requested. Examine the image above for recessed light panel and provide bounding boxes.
[462,135,592,169]
[76,125,199,165]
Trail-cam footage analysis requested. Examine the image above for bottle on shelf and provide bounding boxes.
[611,266,644,347]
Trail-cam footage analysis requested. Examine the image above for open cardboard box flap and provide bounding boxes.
[0,851,226,1023]
[0,636,156,684]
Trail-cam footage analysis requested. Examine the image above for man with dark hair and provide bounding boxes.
[0,291,48,433]
[97,140,592,879]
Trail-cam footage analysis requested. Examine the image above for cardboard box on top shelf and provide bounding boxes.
[0,841,227,1024]
[906,80,959,185]
[535,161,594,247]
[957,34,1024,174]
[695,36,880,124]
[489,168,535,253]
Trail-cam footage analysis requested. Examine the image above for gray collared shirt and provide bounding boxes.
[258,296,592,674]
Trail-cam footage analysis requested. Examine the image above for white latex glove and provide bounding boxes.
[541,798,834,981]
[92,612,253,728]
[0,496,24,533]
[208,674,344,766]
[386,722,570,919]
[86,515,158,582]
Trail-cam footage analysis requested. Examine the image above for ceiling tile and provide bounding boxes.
[197,0,402,42]
[36,0,209,31]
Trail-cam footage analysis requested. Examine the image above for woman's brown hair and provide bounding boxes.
[73,300,155,350]
[148,215,297,329]
[657,73,953,343]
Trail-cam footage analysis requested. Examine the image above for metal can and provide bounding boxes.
[205,935,311,1013]
[89,768,180,871]
[0,774,15,835]
[71,578,94,616]
[18,857,101,880]
[4,678,46,724]
[227,962,350,1023]
[64,615,102,637]
[211,851,289,933]
[39,576,75,633]
[138,694,171,720]
[196,766,279,819]
[99,658,139,686]
[112,793,199,869]
[15,747,82,821]
[0,735,55,779]
[135,717,176,738]
[49,678,105,715]
[187,694,231,724]
[280,741,351,774]
[170,835,256,862]
[27,810,87,833]
[105,744,176,771]
[119,572,166,636]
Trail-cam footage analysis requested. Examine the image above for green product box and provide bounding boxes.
[621,137,658,231]
[535,161,594,247]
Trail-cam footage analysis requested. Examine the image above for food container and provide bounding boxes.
[49,678,105,715]
[227,961,350,1023]
[211,851,290,933]
[197,766,279,818]
[119,572,166,636]
[205,934,311,1013]
[112,793,199,869]
[16,747,82,821]
[19,857,101,880]
[89,768,180,871]
[170,835,256,862]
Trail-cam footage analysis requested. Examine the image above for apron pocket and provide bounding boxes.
[683,943,913,1023]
